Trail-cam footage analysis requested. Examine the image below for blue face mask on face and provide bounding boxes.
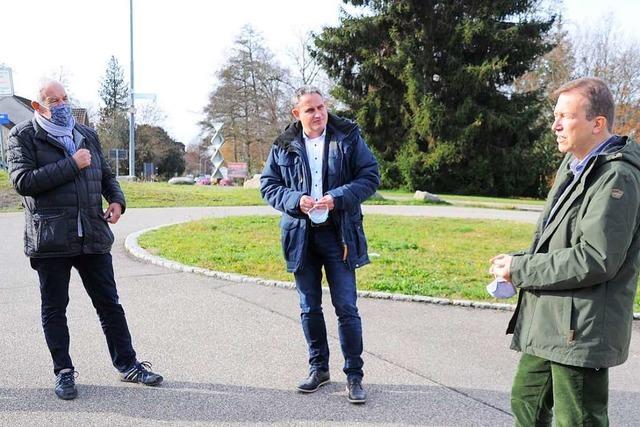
[48,103,73,127]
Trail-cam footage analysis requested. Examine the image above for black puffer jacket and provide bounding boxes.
[7,118,126,258]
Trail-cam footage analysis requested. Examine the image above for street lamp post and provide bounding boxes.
[128,0,136,179]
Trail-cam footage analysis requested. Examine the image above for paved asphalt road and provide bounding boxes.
[0,206,638,426]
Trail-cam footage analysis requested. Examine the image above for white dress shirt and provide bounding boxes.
[303,129,328,223]
[303,129,326,202]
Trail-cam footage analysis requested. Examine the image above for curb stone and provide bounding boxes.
[124,221,640,320]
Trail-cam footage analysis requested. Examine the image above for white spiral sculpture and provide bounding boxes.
[208,122,225,180]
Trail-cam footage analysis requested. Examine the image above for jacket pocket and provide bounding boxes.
[94,211,115,245]
[570,285,605,345]
[280,216,300,263]
[276,154,302,190]
[34,211,69,253]
[349,212,367,259]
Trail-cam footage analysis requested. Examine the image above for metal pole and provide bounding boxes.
[115,149,120,177]
[0,126,5,170]
[128,0,136,178]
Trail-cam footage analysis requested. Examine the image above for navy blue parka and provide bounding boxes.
[260,114,380,273]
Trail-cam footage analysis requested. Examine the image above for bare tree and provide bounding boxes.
[137,101,167,126]
[572,16,640,136]
[287,31,322,87]
[515,18,575,109]
[286,31,338,107]
[201,25,292,172]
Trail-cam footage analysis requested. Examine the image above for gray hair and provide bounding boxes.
[35,79,64,103]
[291,85,323,108]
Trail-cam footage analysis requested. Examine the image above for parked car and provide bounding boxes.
[195,176,211,185]
[168,177,195,185]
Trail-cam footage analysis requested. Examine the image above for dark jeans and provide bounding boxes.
[511,353,609,426]
[293,225,364,380]
[30,253,137,375]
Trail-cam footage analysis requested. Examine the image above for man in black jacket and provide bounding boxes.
[7,80,162,400]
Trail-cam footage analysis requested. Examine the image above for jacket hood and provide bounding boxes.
[274,113,359,150]
[597,135,640,171]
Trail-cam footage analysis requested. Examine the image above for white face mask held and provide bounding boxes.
[486,277,517,299]
[308,205,329,224]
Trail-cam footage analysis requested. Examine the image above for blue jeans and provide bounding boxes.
[294,225,364,380]
[30,253,137,375]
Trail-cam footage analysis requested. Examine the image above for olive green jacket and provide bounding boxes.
[507,136,640,368]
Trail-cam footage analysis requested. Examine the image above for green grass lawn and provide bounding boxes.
[0,170,21,211]
[119,182,445,208]
[119,181,266,208]
[139,215,527,301]
[1,174,534,211]
[138,215,640,312]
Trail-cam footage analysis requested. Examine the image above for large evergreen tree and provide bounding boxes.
[97,56,130,173]
[314,0,555,196]
[99,56,129,116]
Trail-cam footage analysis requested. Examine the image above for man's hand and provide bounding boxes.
[299,195,315,214]
[490,254,513,282]
[104,203,122,224]
[315,194,335,211]
[73,148,91,169]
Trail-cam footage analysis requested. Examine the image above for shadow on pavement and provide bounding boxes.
[0,381,515,426]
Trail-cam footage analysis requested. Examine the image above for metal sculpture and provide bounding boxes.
[208,122,225,180]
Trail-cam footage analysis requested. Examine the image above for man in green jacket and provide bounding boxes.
[491,77,640,426]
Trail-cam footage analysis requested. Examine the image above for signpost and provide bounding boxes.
[0,67,14,97]
[109,148,128,177]
[227,162,248,179]
[143,162,154,178]
[0,113,9,170]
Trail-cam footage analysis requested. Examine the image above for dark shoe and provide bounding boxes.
[346,378,366,404]
[297,370,330,393]
[55,369,78,400]
[120,361,163,386]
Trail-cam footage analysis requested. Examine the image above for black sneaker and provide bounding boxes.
[346,378,366,404]
[297,370,330,393]
[120,361,163,386]
[55,369,78,400]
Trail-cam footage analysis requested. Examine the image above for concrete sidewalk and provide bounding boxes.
[0,206,638,426]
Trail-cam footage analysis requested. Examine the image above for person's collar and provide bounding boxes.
[303,127,326,142]
[570,135,616,176]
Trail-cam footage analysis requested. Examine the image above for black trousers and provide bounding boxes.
[30,253,137,375]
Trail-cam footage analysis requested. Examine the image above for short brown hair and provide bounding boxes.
[554,77,615,132]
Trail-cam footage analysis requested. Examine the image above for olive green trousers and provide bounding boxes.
[511,353,609,426]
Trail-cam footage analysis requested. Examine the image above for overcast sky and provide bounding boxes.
[1,0,638,146]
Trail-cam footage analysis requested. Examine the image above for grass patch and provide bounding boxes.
[139,215,640,311]
[118,182,265,208]
[118,182,450,208]
[0,175,452,212]
[0,170,22,212]
[139,215,526,301]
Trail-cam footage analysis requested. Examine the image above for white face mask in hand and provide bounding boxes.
[486,277,517,299]
[308,205,329,224]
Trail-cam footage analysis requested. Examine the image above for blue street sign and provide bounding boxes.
[109,149,128,159]
[0,114,9,125]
